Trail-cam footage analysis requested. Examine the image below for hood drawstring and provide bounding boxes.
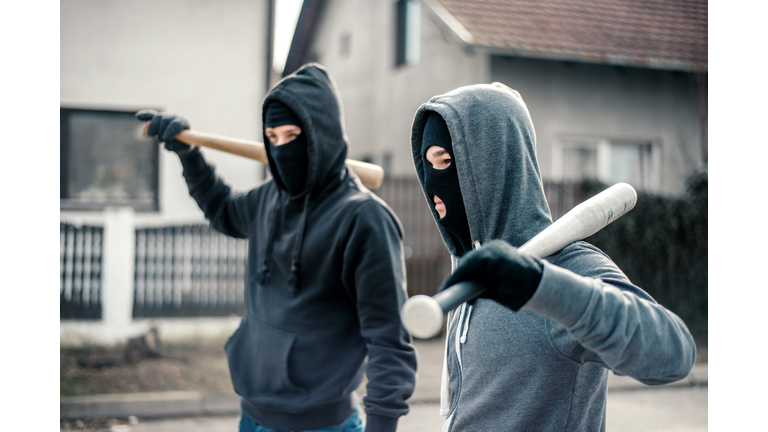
[256,191,312,297]
[439,244,480,421]
[440,255,460,417]
[460,305,473,344]
[257,191,283,285]
[287,193,312,294]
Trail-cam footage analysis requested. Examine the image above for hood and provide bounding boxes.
[255,63,350,293]
[410,83,553,256]
[263,63,349,196]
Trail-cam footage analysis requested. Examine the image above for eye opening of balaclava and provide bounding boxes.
[265,101,308,195]
[421,111,473,256]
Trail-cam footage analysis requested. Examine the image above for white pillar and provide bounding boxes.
[102,207,136,336]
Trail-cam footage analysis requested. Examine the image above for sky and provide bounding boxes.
[273,0,304,73]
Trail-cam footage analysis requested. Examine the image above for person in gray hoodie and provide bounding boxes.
[409,82,696,431]
[137,63,417,432]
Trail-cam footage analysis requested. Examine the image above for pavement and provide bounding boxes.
[61,337,708,431]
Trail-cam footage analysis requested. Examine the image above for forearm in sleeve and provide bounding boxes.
[343,204,417,432]
[177,149,249,239]
[523,262,696,385]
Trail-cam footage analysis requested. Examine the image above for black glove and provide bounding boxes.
[439,239,543,311]
[135,109,195,155]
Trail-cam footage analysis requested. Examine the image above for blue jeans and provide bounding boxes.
[238,406,365,432]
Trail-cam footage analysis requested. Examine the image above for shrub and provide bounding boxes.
[581,172,708,344]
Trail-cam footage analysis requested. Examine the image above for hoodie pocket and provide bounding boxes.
[224,314,309,411]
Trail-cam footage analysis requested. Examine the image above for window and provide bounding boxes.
[395,0,421,67]
[340,32,351,58]
[61,108,159,211]
[553,136,659,191]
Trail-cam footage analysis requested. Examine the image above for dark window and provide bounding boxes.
[340,32,351,58]
[60,107,159,211]
[395,0,421,67]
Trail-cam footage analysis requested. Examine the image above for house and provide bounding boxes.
[61,0,273,223]
[60,0,273,344]
[284,0,707,196]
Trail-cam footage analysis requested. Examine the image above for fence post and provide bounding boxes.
[102,207,136,334]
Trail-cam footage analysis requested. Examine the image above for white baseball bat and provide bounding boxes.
[401,182,638,339]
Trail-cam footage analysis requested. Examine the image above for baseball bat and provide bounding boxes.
[142,123,385,190]
[401,182,638,339]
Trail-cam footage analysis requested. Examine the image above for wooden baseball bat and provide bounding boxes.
[401,182,638,339]
[142,123,384,190]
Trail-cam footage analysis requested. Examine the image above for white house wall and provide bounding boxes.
[304,0,490,177]
[61,0,269,224]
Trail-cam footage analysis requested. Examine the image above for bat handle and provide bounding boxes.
[402,241,485,339]
[401,281,487,339]
[143,122,269,162]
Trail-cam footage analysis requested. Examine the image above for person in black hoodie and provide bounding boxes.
[136,63,417,432]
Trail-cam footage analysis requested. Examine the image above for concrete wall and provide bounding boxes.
[61,0,270,225]
[490,57,704,196]
[304,0,489,176]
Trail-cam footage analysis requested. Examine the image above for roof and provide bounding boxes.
[283,0,327,77]
[423,0,707,72]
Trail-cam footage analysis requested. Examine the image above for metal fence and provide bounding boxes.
[133,225,248,318]
[375,178,586,297]
[60,179,586,319]
[60,222,103,320]
[541,181,587,222]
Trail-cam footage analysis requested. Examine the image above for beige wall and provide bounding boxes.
[305,0,489,177]
[491,56,705,196]
[301,0,704,196]
[61,0,269,224]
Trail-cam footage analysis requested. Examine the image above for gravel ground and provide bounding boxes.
[60,340,235,398]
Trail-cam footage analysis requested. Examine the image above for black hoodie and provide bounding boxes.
[176,63,417,431]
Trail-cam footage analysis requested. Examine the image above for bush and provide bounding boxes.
[581,172,708,344]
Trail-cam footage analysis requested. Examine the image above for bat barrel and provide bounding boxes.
[402,281,486,339]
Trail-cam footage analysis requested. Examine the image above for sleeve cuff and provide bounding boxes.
[521,261,595,328]
[364,413,399,432]
[178,147,210,176]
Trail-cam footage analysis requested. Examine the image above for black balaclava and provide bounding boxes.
[265,101,308,195]
[421,112,473,256]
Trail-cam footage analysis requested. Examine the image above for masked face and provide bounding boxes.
[264,101,308,195]
[421,112,473,255]
[424,145,456,219]
[266,125,308,195]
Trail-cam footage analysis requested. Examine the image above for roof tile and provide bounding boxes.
[434,0,707,70]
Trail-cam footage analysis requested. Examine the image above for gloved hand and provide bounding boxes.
[135,109,195,155]
[439,239,543,311]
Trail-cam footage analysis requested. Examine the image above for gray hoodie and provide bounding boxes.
[410,83,696,431]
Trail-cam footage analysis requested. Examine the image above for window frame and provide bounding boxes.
[60,107,160,212]
[395,0,421,67]
[552,134,661,191]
